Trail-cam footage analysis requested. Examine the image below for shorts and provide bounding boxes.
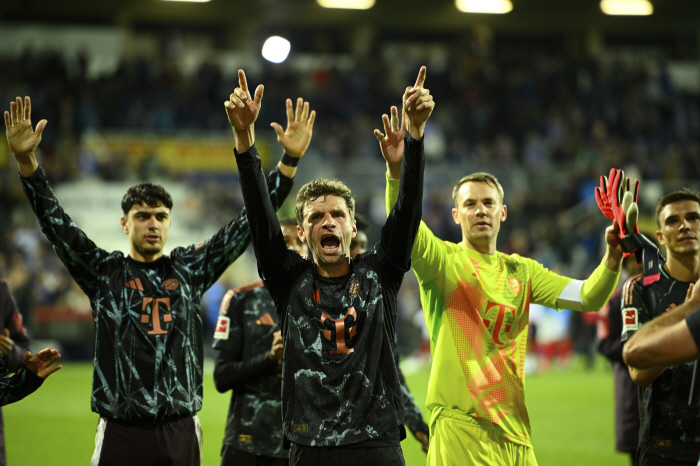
[427,407,538,466]
[91,415,202,466]
[289,443,405,466]
[220,445,287,466]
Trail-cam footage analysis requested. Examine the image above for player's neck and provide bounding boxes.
[664,253,700,282]
[462,238,497,255]
[314,258,351,278]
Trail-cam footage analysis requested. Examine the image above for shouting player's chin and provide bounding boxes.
[309,237,348,265]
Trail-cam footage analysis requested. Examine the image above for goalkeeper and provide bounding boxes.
[382,124,631,465]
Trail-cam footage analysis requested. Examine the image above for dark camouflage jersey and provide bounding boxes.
[394,335,429,437]
[0,358,44,407]
[212,281,285,459]
[21,166,292,422]
[621,267,700,462]
[235,134,424,447]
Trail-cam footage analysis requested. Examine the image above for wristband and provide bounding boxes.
[281,153,299,167]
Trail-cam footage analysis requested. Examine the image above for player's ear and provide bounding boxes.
[120,216,128,234]
[501,204,507,222]
[452,207,460,225]
[297,225,307,243]
[656,229,665,246]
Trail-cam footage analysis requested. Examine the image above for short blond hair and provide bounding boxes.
[295,178,355,225]
[452,172,504,207]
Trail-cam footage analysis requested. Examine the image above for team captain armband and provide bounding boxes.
[685,309,700,352]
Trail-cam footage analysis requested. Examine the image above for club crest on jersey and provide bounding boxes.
[214,315,230,339]
[623,307,638,331]
[507,277,521,295]
[348,278,360,298]
[162,278,179,290]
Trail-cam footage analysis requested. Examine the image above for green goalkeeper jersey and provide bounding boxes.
[387,178,573,447]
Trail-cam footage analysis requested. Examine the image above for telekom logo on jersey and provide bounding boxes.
[141,297,172,335]
[482,301,516,346]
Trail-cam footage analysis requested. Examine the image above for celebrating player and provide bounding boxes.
[621,189,700,466]
[4,95,301,466]
[212,216,308,466]
[383,143,624,462]
[226,66,431,465]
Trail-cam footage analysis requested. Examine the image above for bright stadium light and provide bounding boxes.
[262,36,291,64]
[456,0,513,14]
[600,0,653,15]
[317,0,375,9]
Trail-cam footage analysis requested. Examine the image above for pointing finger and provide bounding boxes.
[238,69,249,93]
[414,66,427,88]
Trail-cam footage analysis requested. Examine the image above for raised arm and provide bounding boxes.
[227,70,314,277]
[377,66,433,267]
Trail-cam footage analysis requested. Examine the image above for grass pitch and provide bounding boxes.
[3,357,630,465]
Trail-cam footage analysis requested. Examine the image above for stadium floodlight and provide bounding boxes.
[455,0,513,14]
[317,0,375,9]
[600,0,653,15]
[262,36,291,64]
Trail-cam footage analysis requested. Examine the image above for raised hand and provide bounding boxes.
[22,348,62,379]
[225,69,264,152]
[403,66,434,140]
[4,96,44,176]
[271,97,316,159]
[374,105,405,179]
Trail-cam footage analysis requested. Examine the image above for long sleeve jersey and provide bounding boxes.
[621,269,700,462]
[212,281,285,459]
[386,178,618,447]
[234,133,424,447]
[21,166,292,422]
[0,358,44,407]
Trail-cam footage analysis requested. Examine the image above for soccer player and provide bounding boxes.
[0,347,61,406]
[226,66,432,465]
[384,137,623,463]
[4,95,303,466]
[0,279,31,466]
[350,214,430,454]
[620,189,700,466]
[212,217,307,466]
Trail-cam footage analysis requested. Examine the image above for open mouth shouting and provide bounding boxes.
[320,234,341,255]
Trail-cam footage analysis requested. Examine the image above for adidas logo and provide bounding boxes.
[255,313,275,326]
[125,278,144,290]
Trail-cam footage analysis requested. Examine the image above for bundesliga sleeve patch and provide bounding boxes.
[622,307,639,331]
[214,315,230,340]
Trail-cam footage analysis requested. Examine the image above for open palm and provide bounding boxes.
[4,96,46,157]
[375,106,405,168]
[271,98,316,159]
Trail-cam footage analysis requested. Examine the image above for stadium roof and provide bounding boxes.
[1,0,699,35]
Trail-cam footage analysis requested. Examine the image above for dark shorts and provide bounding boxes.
[221,446,287,466]
[638,449,696,466]
[92,415,202,466]
[289,443,405,466]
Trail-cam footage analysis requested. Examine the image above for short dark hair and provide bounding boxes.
[121,183,173,215]
[295,178,355,225]
[654,189,700,228]
[452,172,504,207]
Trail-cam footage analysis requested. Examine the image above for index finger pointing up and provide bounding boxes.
[238,69,249,94]
[414,66,427,88]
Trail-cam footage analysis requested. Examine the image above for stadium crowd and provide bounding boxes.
[0,36,698,362]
